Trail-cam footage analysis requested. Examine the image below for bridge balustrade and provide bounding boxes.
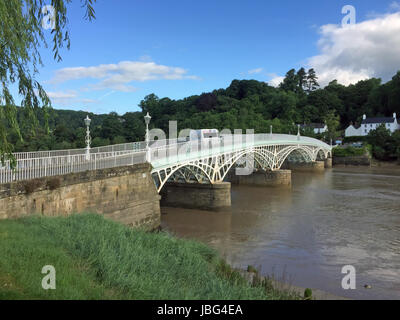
[0,150,146,184]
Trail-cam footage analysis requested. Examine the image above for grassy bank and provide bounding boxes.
[0,214,298,300]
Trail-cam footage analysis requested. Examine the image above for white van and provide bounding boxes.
[189,129,219,141]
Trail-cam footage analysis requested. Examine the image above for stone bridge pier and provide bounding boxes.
[160,182,231,211]
[226,169,292,187]
[281,160,326,172]
[324,157,333,168]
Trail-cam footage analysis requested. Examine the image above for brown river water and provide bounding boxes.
[161,167,400,300]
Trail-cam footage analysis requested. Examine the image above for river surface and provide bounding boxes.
[161,167,400,300]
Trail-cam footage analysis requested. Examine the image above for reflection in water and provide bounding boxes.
[161,167,400,300]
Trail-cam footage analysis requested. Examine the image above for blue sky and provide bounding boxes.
[32,0,400,114]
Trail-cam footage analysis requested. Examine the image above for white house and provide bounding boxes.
[345,113,400,137]
[345,124,361,137]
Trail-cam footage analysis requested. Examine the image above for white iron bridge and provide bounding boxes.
[0,133,332,192]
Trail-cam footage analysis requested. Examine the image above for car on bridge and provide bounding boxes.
[189,129,219,141]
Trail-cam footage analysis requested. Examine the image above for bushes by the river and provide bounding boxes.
[366,125,400,161]
[0,214,299,300]
[333,146,369,157]
[339,126,400,161]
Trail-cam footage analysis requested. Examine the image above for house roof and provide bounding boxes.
[361,117,395,124]
[346,124,360,129]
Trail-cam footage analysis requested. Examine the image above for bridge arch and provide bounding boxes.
[154,148,276,192]
[217,145,318,182]
[317,147,330,160]
[217,148,275,182]
[153,161,214,192]
[274,145,316,169]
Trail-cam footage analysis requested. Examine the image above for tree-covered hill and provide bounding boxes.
[7,68,400,153]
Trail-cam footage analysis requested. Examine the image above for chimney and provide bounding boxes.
[363,114,367,120]
[394,113,397,119]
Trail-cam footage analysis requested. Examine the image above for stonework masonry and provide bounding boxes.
[332,156,370,166]
[160,182,231,210]
[227,169,291,187]
[0,164,161,230]
[282,160,325,172]
[324,158,333,168]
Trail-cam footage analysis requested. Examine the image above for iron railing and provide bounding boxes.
[0,150,146,184]
[11,141,147,160]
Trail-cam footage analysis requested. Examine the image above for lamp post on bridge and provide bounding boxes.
[84,115,91,160]
[144,112,151,162]
[297,124,300,141]
[270,125,272,135]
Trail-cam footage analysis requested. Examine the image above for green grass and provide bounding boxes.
[0,214,298,300]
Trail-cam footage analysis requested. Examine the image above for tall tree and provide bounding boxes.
[387,71,400,115]
[296,67,307,92]
[324,110,340,143]
[0,0,96,164]
[195,93,218,112]
[279,69,298,92]
[100,112,124,140]
[367,125,394,160]
[306,68,320,93]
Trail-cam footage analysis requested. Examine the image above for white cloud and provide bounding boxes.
[47,91,77,105]
[47,91,77,99]
[308,12,400,86]
[50,60,198,92]
[267,73,284,87]
[90,82,138,93]
[47,91,97,106]
[248,68,263,74]
[270,12,400,87]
